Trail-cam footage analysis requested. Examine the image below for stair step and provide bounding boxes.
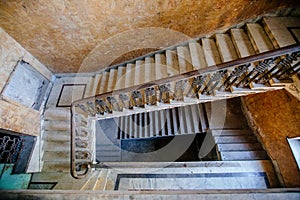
[177,46,193,73]
[230,28,256,58]
[31,172,72,182]
[246,23,274,53]
[114,66,126,90]
[81,170,101,190]
[166,50,180,75]
[107,68,117,92]
[99,71,109,93]
[43,109,70,121]
[43,141,70,151]
[189,41,207,70]
[144,57,155,82]
[155,53,168,79]
[215,136,257,144]
[96,155,121,162]
[202,38,221,66]
[262,17,298,48]
[96,144,121,151]
[43,151,70,161]
[220,151,269,161]
[217,143,263,151]
[135,60,145,85]
[92,74,102,95]
[93,169,109,190]
[215,33,238,62]
[42,130,70,141]
[43,121,70,131]
[42,161,70,172]
[211,129,253,137]
[54,177,91,190]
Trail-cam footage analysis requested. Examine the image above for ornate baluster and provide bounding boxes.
[191,75,207,98]
[86,101,97,116]
[131,90,145,108]
[94,100,105,115]
[75,128,88,138]
[207,70,227,93]
[220,64,249,90]
[236,59,272,87]
[272,52,300,79]
[159,84,171,103]
[174,80,186,101]
[145,87,157,106]
[201,71,226,95]
[76,103,95,116]
[244,60,273,86]
[76,104,89,114]
[119,93,133,109]
[95,99,112,114]
[107,96,122,111]
[76,150,91,160]
[75,138,89,148]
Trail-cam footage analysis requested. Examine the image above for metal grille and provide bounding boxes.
[0,133,23,163]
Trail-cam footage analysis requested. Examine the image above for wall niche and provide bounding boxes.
[2,60,50,110]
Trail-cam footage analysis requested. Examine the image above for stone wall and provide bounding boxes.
[0,28,52,136]
[242,89,300,187]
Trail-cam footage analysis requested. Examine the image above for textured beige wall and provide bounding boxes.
[0,28,52,136]
[0,0,298,73]
[243,89,300,187]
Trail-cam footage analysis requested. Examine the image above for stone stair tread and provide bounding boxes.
[211,129,253,136]
[43,151,70,161]
[43,141,70,151]
[81,170,101,190]
[215,135,257,144]
[96,153,121,157]
[43,121,70,131]
[220,151,268,161]
[217,143,263,151]
[54,179,90,190]
[42,130,70,141]
[42,161,70,172]
[43,108,71,119]
[96,156,121,162]
[96,144,121,151]
[31,172,72,182]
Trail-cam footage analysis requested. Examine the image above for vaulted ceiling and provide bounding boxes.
[0,0,298,73]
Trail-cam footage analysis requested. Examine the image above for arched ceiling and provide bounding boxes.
[0,0,298,73]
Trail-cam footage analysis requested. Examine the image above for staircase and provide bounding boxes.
[71,15,300,178]
[31,14,300,188]
[213,129,268,161]
[74,16,300,120]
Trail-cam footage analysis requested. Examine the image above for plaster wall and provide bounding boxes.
[242,89,300,187]
[0,28,53,136]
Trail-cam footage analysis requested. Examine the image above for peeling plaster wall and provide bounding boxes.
[242,90,300,187]
[0,28,53,136]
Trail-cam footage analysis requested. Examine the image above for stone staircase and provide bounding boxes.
[30,15,300,189]
[74,16,300,120]
[42,108,71,172]
[212,129,268,161]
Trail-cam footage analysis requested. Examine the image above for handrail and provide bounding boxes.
[70,43,300,179]
[72,44,300,105]
[70,106,92,179]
